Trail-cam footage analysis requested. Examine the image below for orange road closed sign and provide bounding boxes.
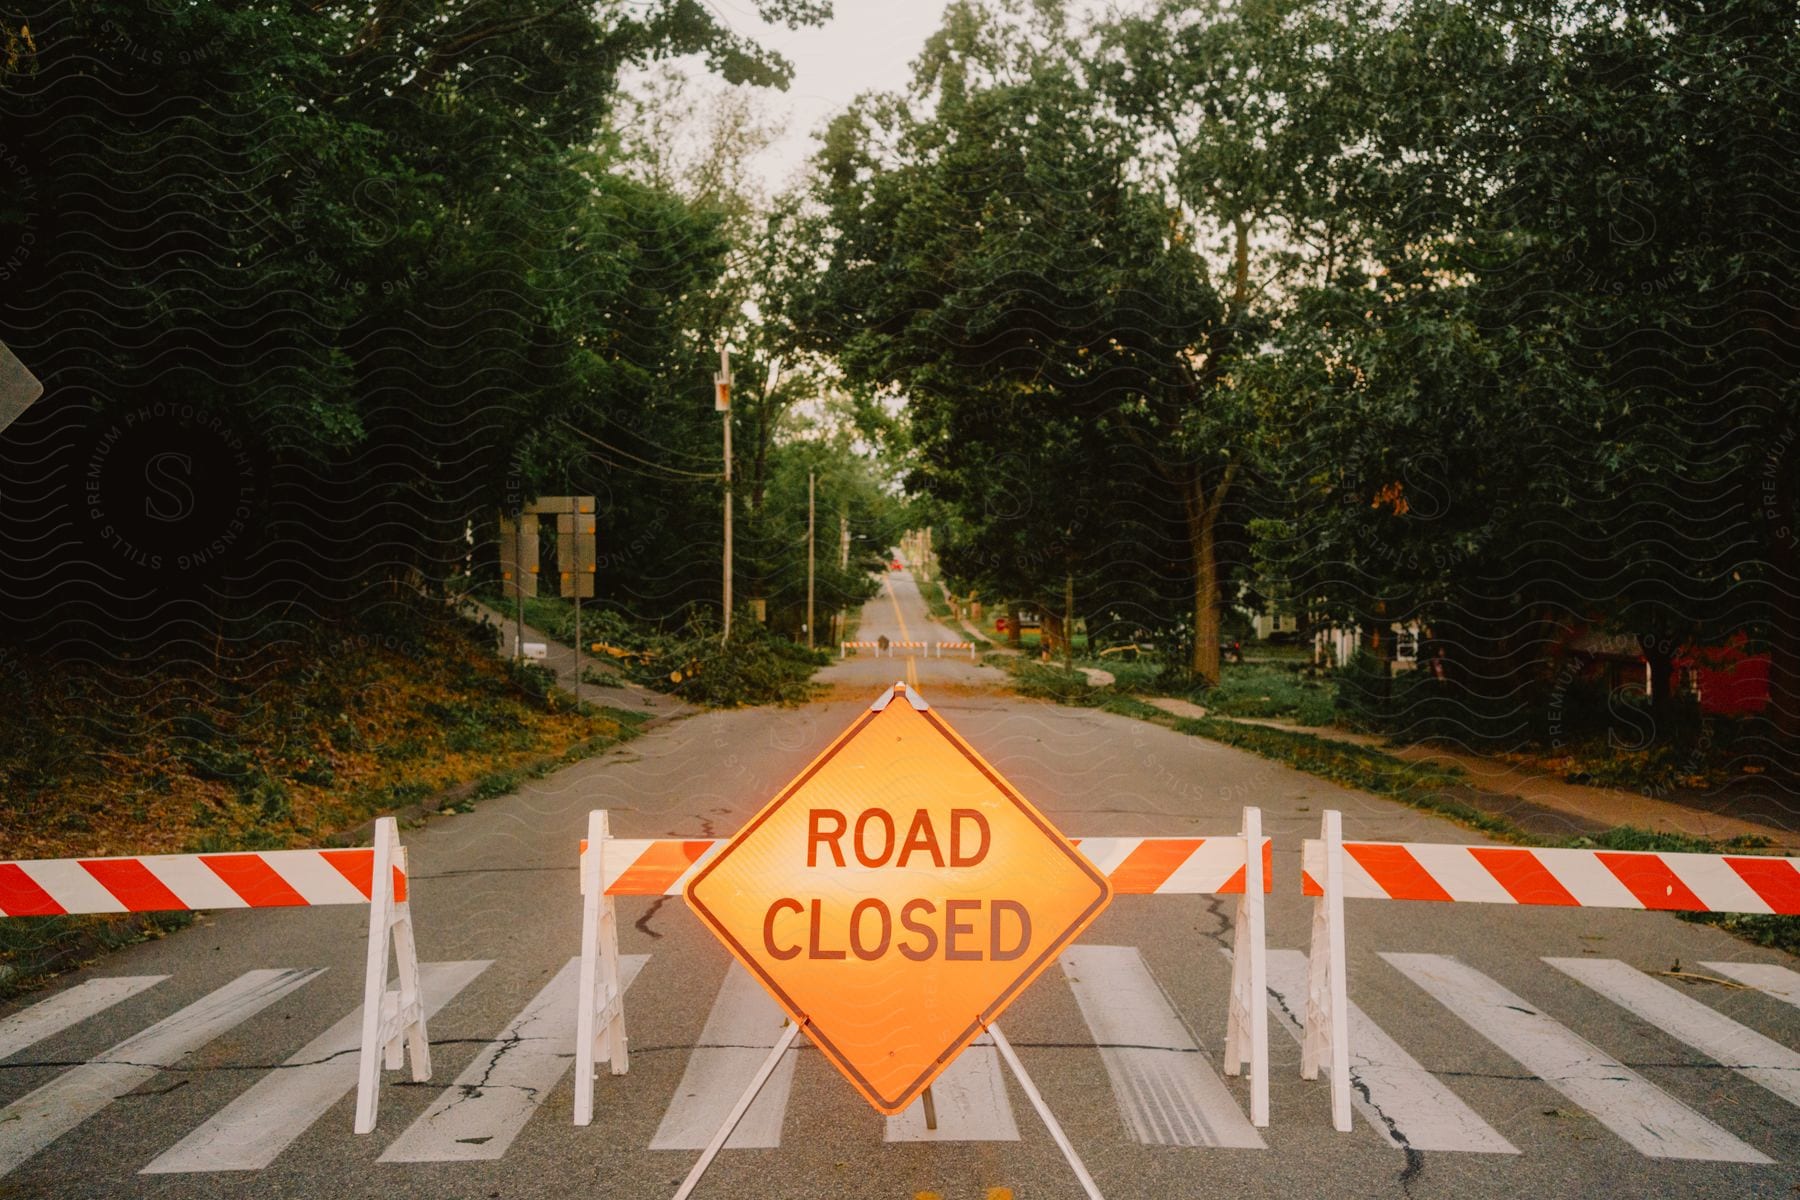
[685,683,1112,1115]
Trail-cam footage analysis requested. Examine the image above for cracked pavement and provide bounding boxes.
[1,570,1795,1198]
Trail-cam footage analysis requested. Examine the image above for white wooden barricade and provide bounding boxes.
[572,807,1272,1129]
[0,817,430,1134]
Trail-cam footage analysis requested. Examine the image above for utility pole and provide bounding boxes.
[807,470,816,650]
[715,345,733,642]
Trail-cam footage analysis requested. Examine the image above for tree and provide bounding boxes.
[1252,0,1800,755]
[0,0,833,641]
[1095,0,1379,681]
[790,1,1230,677]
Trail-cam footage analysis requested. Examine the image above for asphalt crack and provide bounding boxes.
[446,1028,528,1106]
[636,895,671,939]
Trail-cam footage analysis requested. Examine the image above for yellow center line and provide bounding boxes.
[886,575,910,640]
[885,576,920,687]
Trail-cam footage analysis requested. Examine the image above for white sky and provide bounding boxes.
[686,0,956,193]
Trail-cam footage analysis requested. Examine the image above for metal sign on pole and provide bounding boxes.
[558,497,597,706]
[669,682,1113,1196]
[683,683,1112,1112]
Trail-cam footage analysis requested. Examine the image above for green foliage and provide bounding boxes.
[1200,664,1336,724]
[0,0,831,637]
[1245,0,1800,751]
[1333,652,1396,732]
[1113,700,1800,954]
[788,0,1231,664]
[637,621,830,708]
[999,660,1103,707]
[919,581,993,649]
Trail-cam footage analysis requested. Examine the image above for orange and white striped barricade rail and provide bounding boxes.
[889,640,928,653]
[0,816,429,1134]
[1299,809,1800,1132]
[840,641,884,658]
[574,807,1273,1128]
[934,641,976,660]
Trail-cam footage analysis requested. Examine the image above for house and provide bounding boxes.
[1312,620,1423,671]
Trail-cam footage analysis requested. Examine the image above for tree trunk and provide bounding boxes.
[1063,571,1075,667]
[1192,520,1220,685]
[1183,464,1236,687]
[1007,600,1024,650]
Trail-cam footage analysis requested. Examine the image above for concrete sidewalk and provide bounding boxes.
[1134,697,1800,850]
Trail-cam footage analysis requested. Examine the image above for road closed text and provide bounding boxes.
[759,808,1032,962]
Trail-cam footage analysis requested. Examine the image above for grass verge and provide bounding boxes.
[919,582,993,650]
[0,601,641,998]
[1057,685,1800,955]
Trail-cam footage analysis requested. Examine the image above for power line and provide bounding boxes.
[556,418,722,482]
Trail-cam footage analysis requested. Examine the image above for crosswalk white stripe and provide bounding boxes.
[1383,953,1771,1163]
[0,968,322,1178]
[379,955,648,1163]
[1261,950,1516,1153]
[1059,945,1263,1149]
[649,965,799,1150]
[141,961,491,1173]
[1700,962,1800,1009]
[0,977,167,1062]
[885,1035,1019,1142]
[1546,958,1800,1109]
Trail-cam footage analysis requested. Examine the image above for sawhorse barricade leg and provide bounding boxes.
[1222,805,1270,1127]
[575,808,630,1126]
[355,816,432,1134]
[1301,809,1352,1132]
[671,1019,1105,1200]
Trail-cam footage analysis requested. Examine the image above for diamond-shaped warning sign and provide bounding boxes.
[685,683,1112,1115]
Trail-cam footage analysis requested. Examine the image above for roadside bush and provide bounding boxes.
[632,619,828,708]
[1004,660,1102,706]
[1202,664,1330,720]
[1334,651,1392,731]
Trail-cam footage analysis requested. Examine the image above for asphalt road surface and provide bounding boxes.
[2,567,1797,1199]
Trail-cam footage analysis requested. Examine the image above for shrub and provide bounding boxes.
[630,619,828,708]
